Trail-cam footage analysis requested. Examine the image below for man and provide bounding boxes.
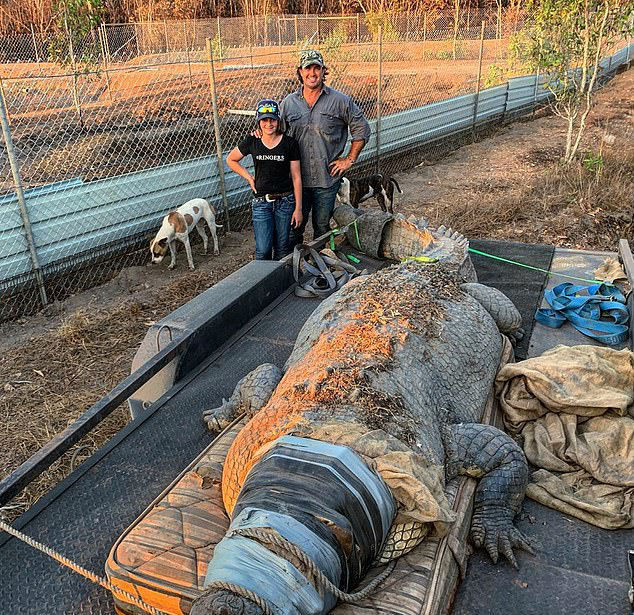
[280,49,371,245]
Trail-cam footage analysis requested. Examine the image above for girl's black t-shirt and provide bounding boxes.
[237,134,300,196]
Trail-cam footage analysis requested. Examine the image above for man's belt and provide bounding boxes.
[256,191,293,202]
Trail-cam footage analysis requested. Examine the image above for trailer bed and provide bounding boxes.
[1,240,631,615]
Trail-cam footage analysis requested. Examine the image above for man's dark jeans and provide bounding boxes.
[251,194,295,260]
[290,180,341,246]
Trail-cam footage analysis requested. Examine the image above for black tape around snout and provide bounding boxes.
[234,436,395,591]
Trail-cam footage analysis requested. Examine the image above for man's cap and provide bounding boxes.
[255,99,280,121]
[299,49,324,69]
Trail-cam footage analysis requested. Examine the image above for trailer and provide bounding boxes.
[0,231,632,615]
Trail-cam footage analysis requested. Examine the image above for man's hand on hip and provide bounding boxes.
[329,157,354,177]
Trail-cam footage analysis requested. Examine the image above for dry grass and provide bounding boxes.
[394,66,634,250]
[0,255,251,521]
[459,141,634,248]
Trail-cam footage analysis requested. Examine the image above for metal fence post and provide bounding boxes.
[135,23,141,57]
[102,23,111,64]
[453,1,460,60]
[294,15,299,45]
[184,21,193,86]
[30,25,41,65]
[422,13,427,60]
[248,16,254,69]
[98,27,113,101]
[0,78,11,125]
[532,65,541,118]
[376,25,383,173]
[216,16,222,58]
[0,81,48,307]
[163,20,169,56]
[65,15,84,128]
[277,16,283,65]
[357,13,360,43]
[206,38,231,233]
[502,79,510,122]
[472,21,485,140]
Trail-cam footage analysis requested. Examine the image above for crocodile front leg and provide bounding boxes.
[443,423,533,568]
[202,363,282,432]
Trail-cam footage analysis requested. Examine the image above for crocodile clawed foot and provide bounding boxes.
[191,589,264,615]
[202,399,234,432]
[471,505,535,569]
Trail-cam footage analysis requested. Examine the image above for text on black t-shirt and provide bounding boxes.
[237,134,300,196]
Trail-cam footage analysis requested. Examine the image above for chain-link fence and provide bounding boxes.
[1,10,631,322]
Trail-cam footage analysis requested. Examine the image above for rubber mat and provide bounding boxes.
[452,497,633,615]
[469,239,555,360]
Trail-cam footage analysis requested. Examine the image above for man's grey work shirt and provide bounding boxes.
[280,85,371,189]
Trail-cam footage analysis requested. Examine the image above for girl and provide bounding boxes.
[226,99,302,260]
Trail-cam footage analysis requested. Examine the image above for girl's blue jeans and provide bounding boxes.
[251,193,295,260]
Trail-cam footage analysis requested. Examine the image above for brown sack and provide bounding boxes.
[496,345,634,529]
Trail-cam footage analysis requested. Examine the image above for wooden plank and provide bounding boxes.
[619,239,634,283]
[618,238,634,351]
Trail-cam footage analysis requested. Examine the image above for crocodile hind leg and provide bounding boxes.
[202,363,282,432]
[461,282,524,345]
[443,423,533,568]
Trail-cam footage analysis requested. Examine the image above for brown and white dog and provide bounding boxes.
[150,198,222,270]
[336,173,403,213]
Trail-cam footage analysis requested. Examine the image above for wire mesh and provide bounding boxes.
[0,9,628,322]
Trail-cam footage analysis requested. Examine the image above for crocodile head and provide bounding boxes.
[333,203,476,282]
[190,436,396,615]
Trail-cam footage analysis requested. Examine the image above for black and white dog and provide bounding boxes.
[336,173,403,213]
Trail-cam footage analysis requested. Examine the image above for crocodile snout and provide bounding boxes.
[190,589,264,615]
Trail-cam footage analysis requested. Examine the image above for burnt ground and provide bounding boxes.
[0,65,632,521]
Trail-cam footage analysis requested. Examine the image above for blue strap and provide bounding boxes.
[535,282,630,346]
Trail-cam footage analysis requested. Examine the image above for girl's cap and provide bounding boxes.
[255,99,280,121]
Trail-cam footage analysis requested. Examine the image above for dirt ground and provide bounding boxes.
[0,66,632,521]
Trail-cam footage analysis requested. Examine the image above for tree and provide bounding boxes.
[55,0,103,36]
[520,0,633,164]
[49,0,104,66]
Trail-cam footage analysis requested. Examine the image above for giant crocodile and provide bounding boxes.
[192,205,532,615]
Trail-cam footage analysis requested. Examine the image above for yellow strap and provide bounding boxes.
[400,255,438,263]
